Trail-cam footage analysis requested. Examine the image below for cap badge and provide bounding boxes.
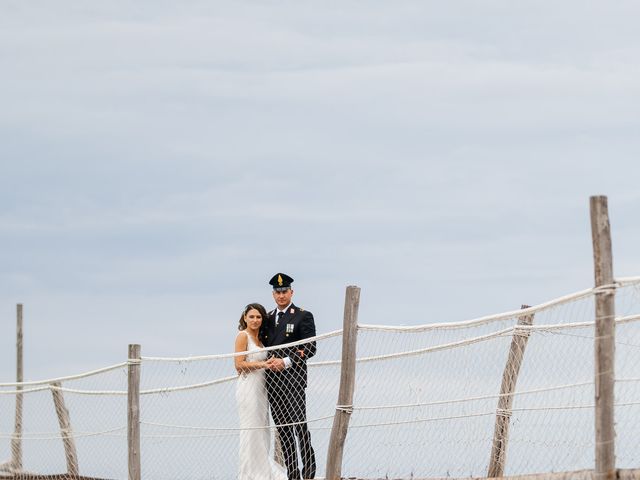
[278,274,283,286]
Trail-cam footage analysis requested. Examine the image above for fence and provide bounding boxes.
[1,196,639,480]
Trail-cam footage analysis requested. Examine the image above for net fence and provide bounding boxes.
[1,277,639,479]
[344,278,640,478]
[0,363,129,478]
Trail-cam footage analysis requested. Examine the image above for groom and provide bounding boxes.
[265,273,317,480]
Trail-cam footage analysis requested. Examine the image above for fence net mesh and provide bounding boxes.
[343,279,640,478]
[0,364,129,478]
[0,278,639,479]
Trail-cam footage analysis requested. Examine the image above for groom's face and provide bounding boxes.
[273,288,293,309]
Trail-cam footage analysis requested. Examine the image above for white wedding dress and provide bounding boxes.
[236,331,287,480]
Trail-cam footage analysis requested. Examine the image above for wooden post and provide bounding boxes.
[10,303,24,472]
[128,344,141,480]
[326,286,360,480]
[488,305,535,478]
[590,195,616,480]
[51,382,79,476]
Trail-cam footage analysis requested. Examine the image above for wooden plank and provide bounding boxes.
[298,468,640,480]
[0,474,113,480]
[5,471,636,480]
[487,305,535,478]
[325,285,361,480]
[127,344,141,480]
[589,196,616,480]
[2,470,638,480]
[619,469,640,480]
[50,382,79,476]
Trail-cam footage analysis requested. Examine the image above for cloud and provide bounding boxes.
[1,0,639,384]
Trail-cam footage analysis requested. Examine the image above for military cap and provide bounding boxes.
[269,273,294,291]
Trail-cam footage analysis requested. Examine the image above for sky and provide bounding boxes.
[1,1,640,382]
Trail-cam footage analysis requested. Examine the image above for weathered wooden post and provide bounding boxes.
[487,305,535,478]
[128,344,142,480]
[10,303,24,472]
[326,285,360,480]
[590,195,616,480]
[51,382,79,476]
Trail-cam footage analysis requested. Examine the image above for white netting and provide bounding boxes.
[615,279,640,470]
[341,278,640,478]
[0,331,345,480]
[0,363,129,478]
[137,330,343,480]
[0,278,639,479]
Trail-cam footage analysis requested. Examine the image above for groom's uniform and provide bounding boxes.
[265,273,317,480]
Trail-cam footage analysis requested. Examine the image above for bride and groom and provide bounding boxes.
[234,273,317,480]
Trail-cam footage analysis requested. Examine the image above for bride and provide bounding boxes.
[235,303,287,480]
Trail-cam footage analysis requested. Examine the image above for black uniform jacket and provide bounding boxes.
[264,303,317,390]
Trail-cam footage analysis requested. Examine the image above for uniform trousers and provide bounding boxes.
[267,374,316,480]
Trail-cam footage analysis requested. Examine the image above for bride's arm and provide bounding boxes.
[234,332,269,374]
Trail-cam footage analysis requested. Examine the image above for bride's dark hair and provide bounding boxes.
[238,303,269,337]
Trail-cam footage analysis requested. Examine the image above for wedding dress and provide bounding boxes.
[236,331,287,480]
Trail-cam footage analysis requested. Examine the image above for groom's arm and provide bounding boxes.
[296,311,317,360]
[268,311,317,370]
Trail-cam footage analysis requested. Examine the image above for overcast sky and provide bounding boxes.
[1,1,640,382]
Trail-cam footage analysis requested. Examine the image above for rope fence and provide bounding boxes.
[0,277,639,479]
[1,193,639,479]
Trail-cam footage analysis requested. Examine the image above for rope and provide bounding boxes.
[0,362,127,388]
[616,313,640,325]
[0,385,53,395]
[595,285,617,295]
[352,326,519,364]
[349,410,497,428]
[358,285,600,332]
[137,428,335,439]
[46,385,128,396]
[347,399,640,430]
[616,377,640,383]
[6,399,637,441]
[1,282,639,398]
[549,321,640,348]
[518,321,592,331]
[616,276,640,287]
[141,414,334,432]
[344,317,638,365]
[141,329,343,362]
[336,404,353,414]
[140,375,238,395]
[358,280,638,333]
[40,374,240,396]
[3,314,638,396]
[347,381,594,411]
[0,426,126,441]
[513,327,531,338]
[496,408,512,418]
[315,318,634,367]
[510,404,595,412]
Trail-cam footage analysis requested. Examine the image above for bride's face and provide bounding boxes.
[244,308,263,331]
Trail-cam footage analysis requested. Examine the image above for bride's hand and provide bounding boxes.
[267,358,286,371]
